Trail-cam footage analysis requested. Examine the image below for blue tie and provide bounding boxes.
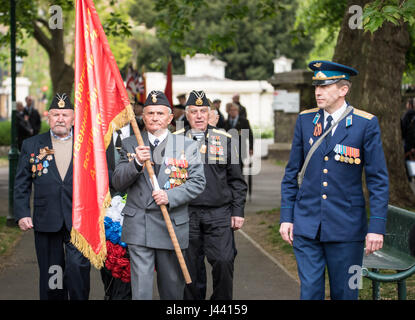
[325,115,333,146]
[153,139,159,147]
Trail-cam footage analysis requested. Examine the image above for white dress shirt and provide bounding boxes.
[323,102,347,136]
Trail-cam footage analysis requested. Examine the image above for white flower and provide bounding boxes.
[105,195,126,224]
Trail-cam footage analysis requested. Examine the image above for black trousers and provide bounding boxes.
[184,205,236,300]
[34,227,91,300]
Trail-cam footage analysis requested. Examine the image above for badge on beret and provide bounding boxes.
[192,91,205,106]
[313,62,322,68]
[57,93,67,108]
[152,93,158,103]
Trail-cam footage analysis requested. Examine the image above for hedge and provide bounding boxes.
[0,120,50,146]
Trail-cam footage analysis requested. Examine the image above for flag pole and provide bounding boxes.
[126,104,192,284]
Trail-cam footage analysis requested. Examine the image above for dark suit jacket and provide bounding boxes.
[25,106,41,136]
[14,132,73,232]
[106,124,138,194]
[224,116,254,159]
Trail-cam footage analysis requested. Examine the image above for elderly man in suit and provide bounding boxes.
[280,61,389,300]
[14,93,90,300]
[112,91,206,300]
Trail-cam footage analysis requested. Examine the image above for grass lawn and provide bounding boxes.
[0,217,22,268]
[245,207,415,300]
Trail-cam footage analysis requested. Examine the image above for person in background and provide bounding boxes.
[16,101,33,151]
[232,93,247,119]
[211,99,226,129]
[224,103,254,170]
[25,96,41,136]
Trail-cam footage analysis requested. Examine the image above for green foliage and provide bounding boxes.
[129,0,314,80]
[293,0,348,61]
[0,121,49,146]
[0,121,11,146]
[363,0,415,33]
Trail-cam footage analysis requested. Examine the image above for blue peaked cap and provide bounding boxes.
[308,60,358,86]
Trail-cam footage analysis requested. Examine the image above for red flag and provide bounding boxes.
[72,0,133,268]
[138,69,146,104]
[164,59,173,107]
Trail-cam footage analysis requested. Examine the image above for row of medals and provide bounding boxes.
[334,153,361,165]
[30,154,53,177]
[165,158,188,188]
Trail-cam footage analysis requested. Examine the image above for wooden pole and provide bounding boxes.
[126,104,192,284]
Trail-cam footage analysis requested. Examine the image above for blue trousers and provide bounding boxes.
[293,235,364,300]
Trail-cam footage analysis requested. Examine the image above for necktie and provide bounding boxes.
[325,115,333,146]
[153,138,160,147]
[115,130,122,152]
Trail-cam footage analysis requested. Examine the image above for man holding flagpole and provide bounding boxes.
[112,91,206,300]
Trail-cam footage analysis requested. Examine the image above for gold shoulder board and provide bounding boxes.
[353,108,374,120]
[212,128,232,138]
[173,128,185,135]
[300,107,319,115]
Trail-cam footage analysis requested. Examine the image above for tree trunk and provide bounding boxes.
[333,0,413,207]
[33,21,74,96]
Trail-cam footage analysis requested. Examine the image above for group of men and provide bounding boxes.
[13,59,389,301]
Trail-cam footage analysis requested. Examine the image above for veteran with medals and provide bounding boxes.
[279,61,389,300]
[174,90,247,300]
[112,91,206,300]
[14,93,91,300]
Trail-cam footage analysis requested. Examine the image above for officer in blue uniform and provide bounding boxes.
[280,61,389,300]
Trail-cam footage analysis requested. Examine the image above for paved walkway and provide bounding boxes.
[0,157,300,300]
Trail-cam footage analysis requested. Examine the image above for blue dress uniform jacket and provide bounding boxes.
[14,131,73,232]
[280,106,389,242]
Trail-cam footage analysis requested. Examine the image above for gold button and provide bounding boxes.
[323,169,328,174]
[323,181,328,187]
[324,156,329,161]
[322,194,327,199]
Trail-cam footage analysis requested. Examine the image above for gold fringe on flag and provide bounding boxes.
[71,106,134,269]
[70,191,111,269]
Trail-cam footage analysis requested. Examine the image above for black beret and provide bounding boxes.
[49,93,73,110]
[144,90,171,109]
[185,90,210,107]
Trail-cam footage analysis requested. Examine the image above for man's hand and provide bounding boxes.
[18,217,33,231]
[152,190,169,206]
[365,233,384,255]
[231,216,244,230]
[135,145,151,164]
[279,222,294,246]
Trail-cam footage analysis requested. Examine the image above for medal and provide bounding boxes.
[348,157,354,164]
[192,90,205,106]
[151,91,158,103]
[334,154,340,161]
[165,168,171,175]
[313,123,322,137]
[43,168,48,174]
[56,93,67,108]
[355,158,361,165]
[196,98,203,105]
